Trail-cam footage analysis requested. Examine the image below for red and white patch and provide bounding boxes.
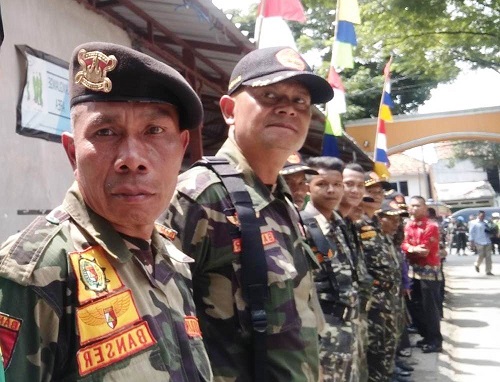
[184,316,202,338]
[0,312,22,369]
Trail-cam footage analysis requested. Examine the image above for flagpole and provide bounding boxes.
[255,0,266,48]
[373,56,392,160]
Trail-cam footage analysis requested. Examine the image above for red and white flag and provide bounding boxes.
[254,0,306,49]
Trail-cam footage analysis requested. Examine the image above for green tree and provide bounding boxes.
[450,141,500,169]
[222,0,499,119]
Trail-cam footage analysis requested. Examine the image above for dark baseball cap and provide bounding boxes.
[228,46,333,104]
[364,172,392,191]
[377,199,409,217]
[280,152,318,176]
[69,42,203,130]
[385,189,408,210]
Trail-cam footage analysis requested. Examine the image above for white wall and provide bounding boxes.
[391,173,430,201]
[0,0,131,241]
[432,158,487,183]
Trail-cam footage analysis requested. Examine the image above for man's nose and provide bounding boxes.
[114,136,149,173]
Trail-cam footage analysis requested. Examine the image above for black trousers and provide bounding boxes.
[407,278,443,347]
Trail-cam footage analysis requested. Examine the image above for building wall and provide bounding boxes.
[390,173,430,201]
[0,0,130,241]
[432,158,487,183]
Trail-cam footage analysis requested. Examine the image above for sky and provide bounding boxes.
[211,0,500,115]
[211,0,500,163]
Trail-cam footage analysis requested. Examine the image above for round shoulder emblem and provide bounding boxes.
[79,257,107,292]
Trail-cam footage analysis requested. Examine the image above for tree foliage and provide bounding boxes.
[223,0,499,119]
[449,141,500,170]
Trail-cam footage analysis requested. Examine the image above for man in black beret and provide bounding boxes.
[0,42,212,381]
[167,46,333,381]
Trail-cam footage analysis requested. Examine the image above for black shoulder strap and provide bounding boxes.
[300,211,340,296]
[194,156,268,382]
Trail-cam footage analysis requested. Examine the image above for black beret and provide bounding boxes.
[228,46,333,104]
[69,42,203,130]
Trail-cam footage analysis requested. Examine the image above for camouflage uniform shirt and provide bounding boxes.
[357,216,401,312]
[166,137,321,382]
[0,183,212,381]
[301,204,359,381]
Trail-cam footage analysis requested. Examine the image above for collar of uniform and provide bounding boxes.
[62,182,134,263]
[303,202,331,235]
[216,137,290,212]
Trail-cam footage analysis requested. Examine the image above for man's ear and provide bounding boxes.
[219,95,236,125]
[180,129,190,152]
[61,132,77,172]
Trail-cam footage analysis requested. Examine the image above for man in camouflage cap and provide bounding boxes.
[0,42,212,381]
[166,46,333,381]
[357,173,407,381]
[280,152,318,210]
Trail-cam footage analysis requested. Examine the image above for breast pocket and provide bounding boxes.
[262,247,301,334]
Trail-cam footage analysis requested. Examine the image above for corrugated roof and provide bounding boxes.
[75,0,372,169]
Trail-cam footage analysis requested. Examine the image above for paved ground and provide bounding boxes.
[408,249,500,381]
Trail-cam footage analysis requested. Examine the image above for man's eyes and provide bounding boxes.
[95,128,115,136]
[147,125,165,134]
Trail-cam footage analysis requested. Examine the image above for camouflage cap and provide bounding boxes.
[227,46,333,104]
[69,42,203,130]
[280,152,318,176]
[364,171,392,191]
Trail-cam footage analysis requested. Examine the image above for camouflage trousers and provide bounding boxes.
[366,309,400,382]
[319,315,358,382]
[351,312,369,382]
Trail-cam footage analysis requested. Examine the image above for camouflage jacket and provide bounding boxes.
[301,204,359,314]
[166,137,322,382]
[0,183,212,381]
[356,216,402,312]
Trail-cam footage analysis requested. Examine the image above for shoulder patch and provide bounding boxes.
[154,223,177,241]
[0,312,22,369]
[0,210,69,286]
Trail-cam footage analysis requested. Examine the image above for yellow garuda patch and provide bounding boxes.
[77,320,156,376]
[69,246,124,305]
[360,225,375,231]
[77,289,141,345]
[360,231,376,240]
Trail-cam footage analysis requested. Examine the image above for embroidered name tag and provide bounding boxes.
[184,316,202,338]
[0,313,22,369]
[77,290,141,345]
[69,246,125,305]
[77,321,156,376]
[232,231,277,253]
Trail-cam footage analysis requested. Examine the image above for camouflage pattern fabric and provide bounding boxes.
[0,183,212,381]
[343,218,372,382]
[301,204,360,382]
[166,138,322,382]
[356,216,402,382]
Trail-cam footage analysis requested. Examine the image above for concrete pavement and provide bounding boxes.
[408,250,500,381]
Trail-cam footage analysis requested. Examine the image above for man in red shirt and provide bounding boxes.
[402,196,443,353]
